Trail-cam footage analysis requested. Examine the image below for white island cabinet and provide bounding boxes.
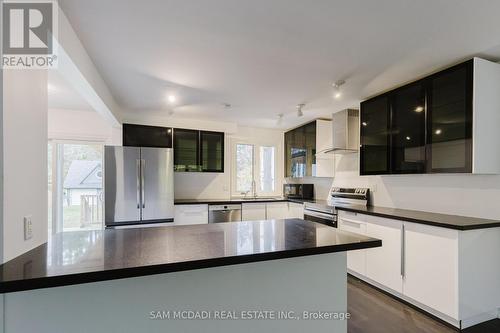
[337,209,500,329]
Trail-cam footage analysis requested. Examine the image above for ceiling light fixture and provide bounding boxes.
[47,83,57,93]
[415,106,424,113]
[297,104,305,117]
[277,113,284,125]
[362,121,368,127]
[435,129,442,135]
[332,80,346,99]
[406,136,411,141]
[167,95,176,103]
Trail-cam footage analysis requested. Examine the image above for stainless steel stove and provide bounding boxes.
[303,187,369,227]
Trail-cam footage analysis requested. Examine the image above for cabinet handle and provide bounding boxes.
[136,159,141,209]
[141,159,145,209]
[401,224,405,277]
[340,217,364,227]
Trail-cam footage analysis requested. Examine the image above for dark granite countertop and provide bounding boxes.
[0,219,381,294]
[174,198,316,205]
[336,205,500,231]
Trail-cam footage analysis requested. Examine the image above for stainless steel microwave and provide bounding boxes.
[283,184,314,199]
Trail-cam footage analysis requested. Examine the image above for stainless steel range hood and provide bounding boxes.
[323,109,359,154]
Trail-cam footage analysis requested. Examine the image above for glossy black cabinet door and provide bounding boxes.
[174,129,200,172]
[289,125,307,178]
[360,96,390,175]
[200,131,224,172]
[123,124,172,148]
[284,121,316,178]
[427,61,473,173]
[391,82,426,173]
[284,131,294,177]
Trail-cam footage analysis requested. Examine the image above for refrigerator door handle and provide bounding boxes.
[141,159,146,209]
[136,159,141,209]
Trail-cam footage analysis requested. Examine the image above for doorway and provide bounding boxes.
[48,141,104,234]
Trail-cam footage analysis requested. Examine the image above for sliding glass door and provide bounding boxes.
[48,141,104,234]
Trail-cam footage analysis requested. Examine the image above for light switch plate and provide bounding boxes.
[24,215,33,240]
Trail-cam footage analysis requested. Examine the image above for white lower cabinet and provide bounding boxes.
[242,201,304,221]
[338,209,461,325]
[287,202,304,218]
[403,222,459,319]
[266,202,289,220]
[241,203,267,221]
[364,215,403,293]
[174,204,208,225]
[337,212,367,275]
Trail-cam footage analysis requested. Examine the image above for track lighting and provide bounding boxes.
[333,80,346,99]
[277,113,284,125]
[297,104,305,117]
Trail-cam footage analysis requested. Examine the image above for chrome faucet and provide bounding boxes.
[251,180,257,198]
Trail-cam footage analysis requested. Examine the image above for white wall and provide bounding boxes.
[122,113,284,200]
[332,153,500,219]
[48,108,120,144]
[56,6,121,126]
[2,70,48,263]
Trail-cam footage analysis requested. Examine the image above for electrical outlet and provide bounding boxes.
[24,215,33,240]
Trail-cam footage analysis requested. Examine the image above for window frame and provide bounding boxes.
[231,139,280,198]
[48,139,105,235]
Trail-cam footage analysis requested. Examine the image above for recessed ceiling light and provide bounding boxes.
[415,106,424,113]
[47,83,57,93]
[435,129,442,135]
[362,122,367,126]
[406,136,411,141]
[167,95,176,103]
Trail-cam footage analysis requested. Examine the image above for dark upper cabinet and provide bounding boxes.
[391,82,426,174]
[360,59,475,175]
[200,131,224,172]
[173,129,224,173]
[284,121,316,178]
[173,129,200,172]
[360,96,390,175]
[123,124,172,148]
[426,61,473,173]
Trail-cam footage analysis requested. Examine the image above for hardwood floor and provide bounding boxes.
[347,276,500,333]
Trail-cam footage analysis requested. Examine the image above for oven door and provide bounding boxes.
[303,209,337,228]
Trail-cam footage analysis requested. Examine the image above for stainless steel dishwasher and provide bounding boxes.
[208,204,242,223]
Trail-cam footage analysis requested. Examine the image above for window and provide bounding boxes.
[236,144,254,193]
[233,142,278,197]
[48,141,104,235]
[259,146,275,192]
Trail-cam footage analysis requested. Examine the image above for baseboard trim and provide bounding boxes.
[347,272,461,331]
[461,311,499,329]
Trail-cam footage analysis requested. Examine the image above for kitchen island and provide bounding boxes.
[0,219,380,333]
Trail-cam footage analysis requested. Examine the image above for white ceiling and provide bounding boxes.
[59,0,500,129]
[48,70,93,111]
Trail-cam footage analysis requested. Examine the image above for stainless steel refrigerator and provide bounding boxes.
[104,146,174,227]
